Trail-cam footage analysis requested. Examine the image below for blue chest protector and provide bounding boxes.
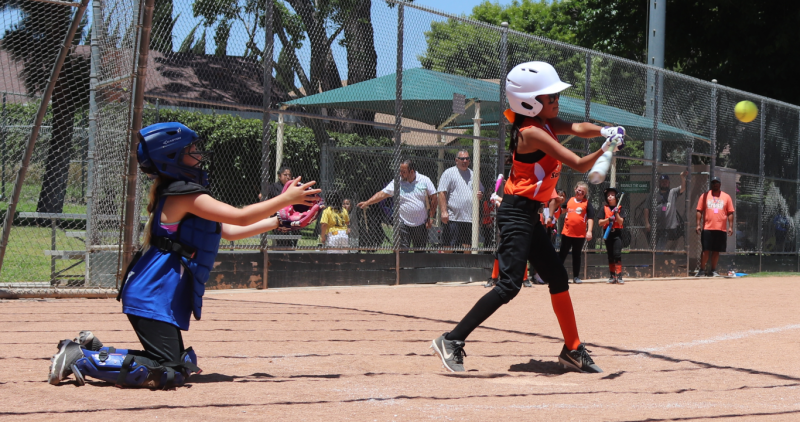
[120,181,222,330]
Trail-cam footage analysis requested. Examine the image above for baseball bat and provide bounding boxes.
[490,174,504,206]
[588,140,617,184]
[603,192,625,240]
[494,174,504,194]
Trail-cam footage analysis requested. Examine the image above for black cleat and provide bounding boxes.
[48,340,84,385]
[484,277,497,288]
[73,330,103,351]
[558,343,603,373]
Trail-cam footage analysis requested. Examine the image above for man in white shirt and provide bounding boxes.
[358,160,438,250]
[438,150,485,251]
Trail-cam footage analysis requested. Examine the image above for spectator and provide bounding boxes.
[358,160,437,251]
[342,198,353,214]
[320,192,350,254]
[558,182,594,284]
[695,176,735,277]
[267,165,299,248]
[644,171,688,250]
[438,150,485,252]
[599,187,626,284]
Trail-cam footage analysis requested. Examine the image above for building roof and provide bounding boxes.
[144,51,290,110]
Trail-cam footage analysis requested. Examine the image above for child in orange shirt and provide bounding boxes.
[598,187,625,284]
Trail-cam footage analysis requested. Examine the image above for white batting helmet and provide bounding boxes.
[505,62,571,118]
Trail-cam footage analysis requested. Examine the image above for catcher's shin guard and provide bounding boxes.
[73,346,201,389]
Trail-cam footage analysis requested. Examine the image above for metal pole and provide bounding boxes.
[155,98,160,121]
[710,80,717,182]
[1,93,6,200]
[261,0,274,289]
[584,53,591,154]
[392,3,404,255]
[84,1,103,285]
[685,145,692,275]
[321,138,331,192]
[275,112,285,182]
[86,0,100,284]
[0,0,90,274]
[471,102,482,252]
[497,22,508,178]
[649,71,660,252]
[796,112,800,268]
[645,0,665,162]
[757,100,765,268]
[119,0,155,281]
[80,112,86,199]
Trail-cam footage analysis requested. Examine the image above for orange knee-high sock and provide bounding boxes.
[492,259,500,279]
[608,263,615,274]
[524,265,529,280]
[615,263,622,275]
[551,291,581,350]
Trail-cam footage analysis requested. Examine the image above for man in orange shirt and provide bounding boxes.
[695,176,735,277]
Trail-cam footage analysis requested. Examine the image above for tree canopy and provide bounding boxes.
[470,0,800,105]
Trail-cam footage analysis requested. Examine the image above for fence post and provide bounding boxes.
[497,22,508,179]
[471,102,481,252]
[709,80,717,182]
[393,3,404,284]
[275,112,285,182]
[685,145,692,275]
[86,0,102,283]
[758,100,765,272]
[119,0,156,283]
[1,93,6,201]
[796,112,800,272]
[260,0,274,289]
[584,52,591,154]
[0,0,90,274]
[649,71,660,260]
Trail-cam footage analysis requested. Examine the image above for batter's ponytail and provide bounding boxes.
[506,113,525,165]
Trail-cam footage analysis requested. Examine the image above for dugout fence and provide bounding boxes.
[1,0,799,295]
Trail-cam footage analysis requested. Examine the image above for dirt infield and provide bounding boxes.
[2,276,800,421]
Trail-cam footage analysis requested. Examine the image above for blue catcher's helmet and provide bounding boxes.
[137,122,210,186]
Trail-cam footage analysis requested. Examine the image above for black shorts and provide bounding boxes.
[701,230,727,252]
[443,221,472,246]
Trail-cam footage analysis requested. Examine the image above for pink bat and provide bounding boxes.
[494,174,504,195]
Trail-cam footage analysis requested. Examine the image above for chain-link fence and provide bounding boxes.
[2,0,800,293]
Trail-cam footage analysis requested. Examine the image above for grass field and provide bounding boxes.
[0,226,87,283]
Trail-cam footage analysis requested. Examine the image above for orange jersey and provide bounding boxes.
[696,191,734,231]
[561,198,593,238]
[553,206,562,221]
[503,118,562,203]
[602,205,624,230]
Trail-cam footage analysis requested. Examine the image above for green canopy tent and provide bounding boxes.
[282,67,705,141]
[279,68,707,248]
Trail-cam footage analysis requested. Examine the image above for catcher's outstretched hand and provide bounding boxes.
[281,177,322,206]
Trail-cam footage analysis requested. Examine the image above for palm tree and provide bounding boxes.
[1,0,90,214]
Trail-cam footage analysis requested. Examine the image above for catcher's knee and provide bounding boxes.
[73,346,201,389]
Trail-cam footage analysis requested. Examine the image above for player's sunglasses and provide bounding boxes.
[545,93,560,103]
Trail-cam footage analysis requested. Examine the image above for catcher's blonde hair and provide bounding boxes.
[141,177,164,251]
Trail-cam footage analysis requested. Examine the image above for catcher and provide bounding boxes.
[47,122,321,389]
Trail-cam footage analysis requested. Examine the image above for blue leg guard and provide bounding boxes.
[73,346,201,389]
